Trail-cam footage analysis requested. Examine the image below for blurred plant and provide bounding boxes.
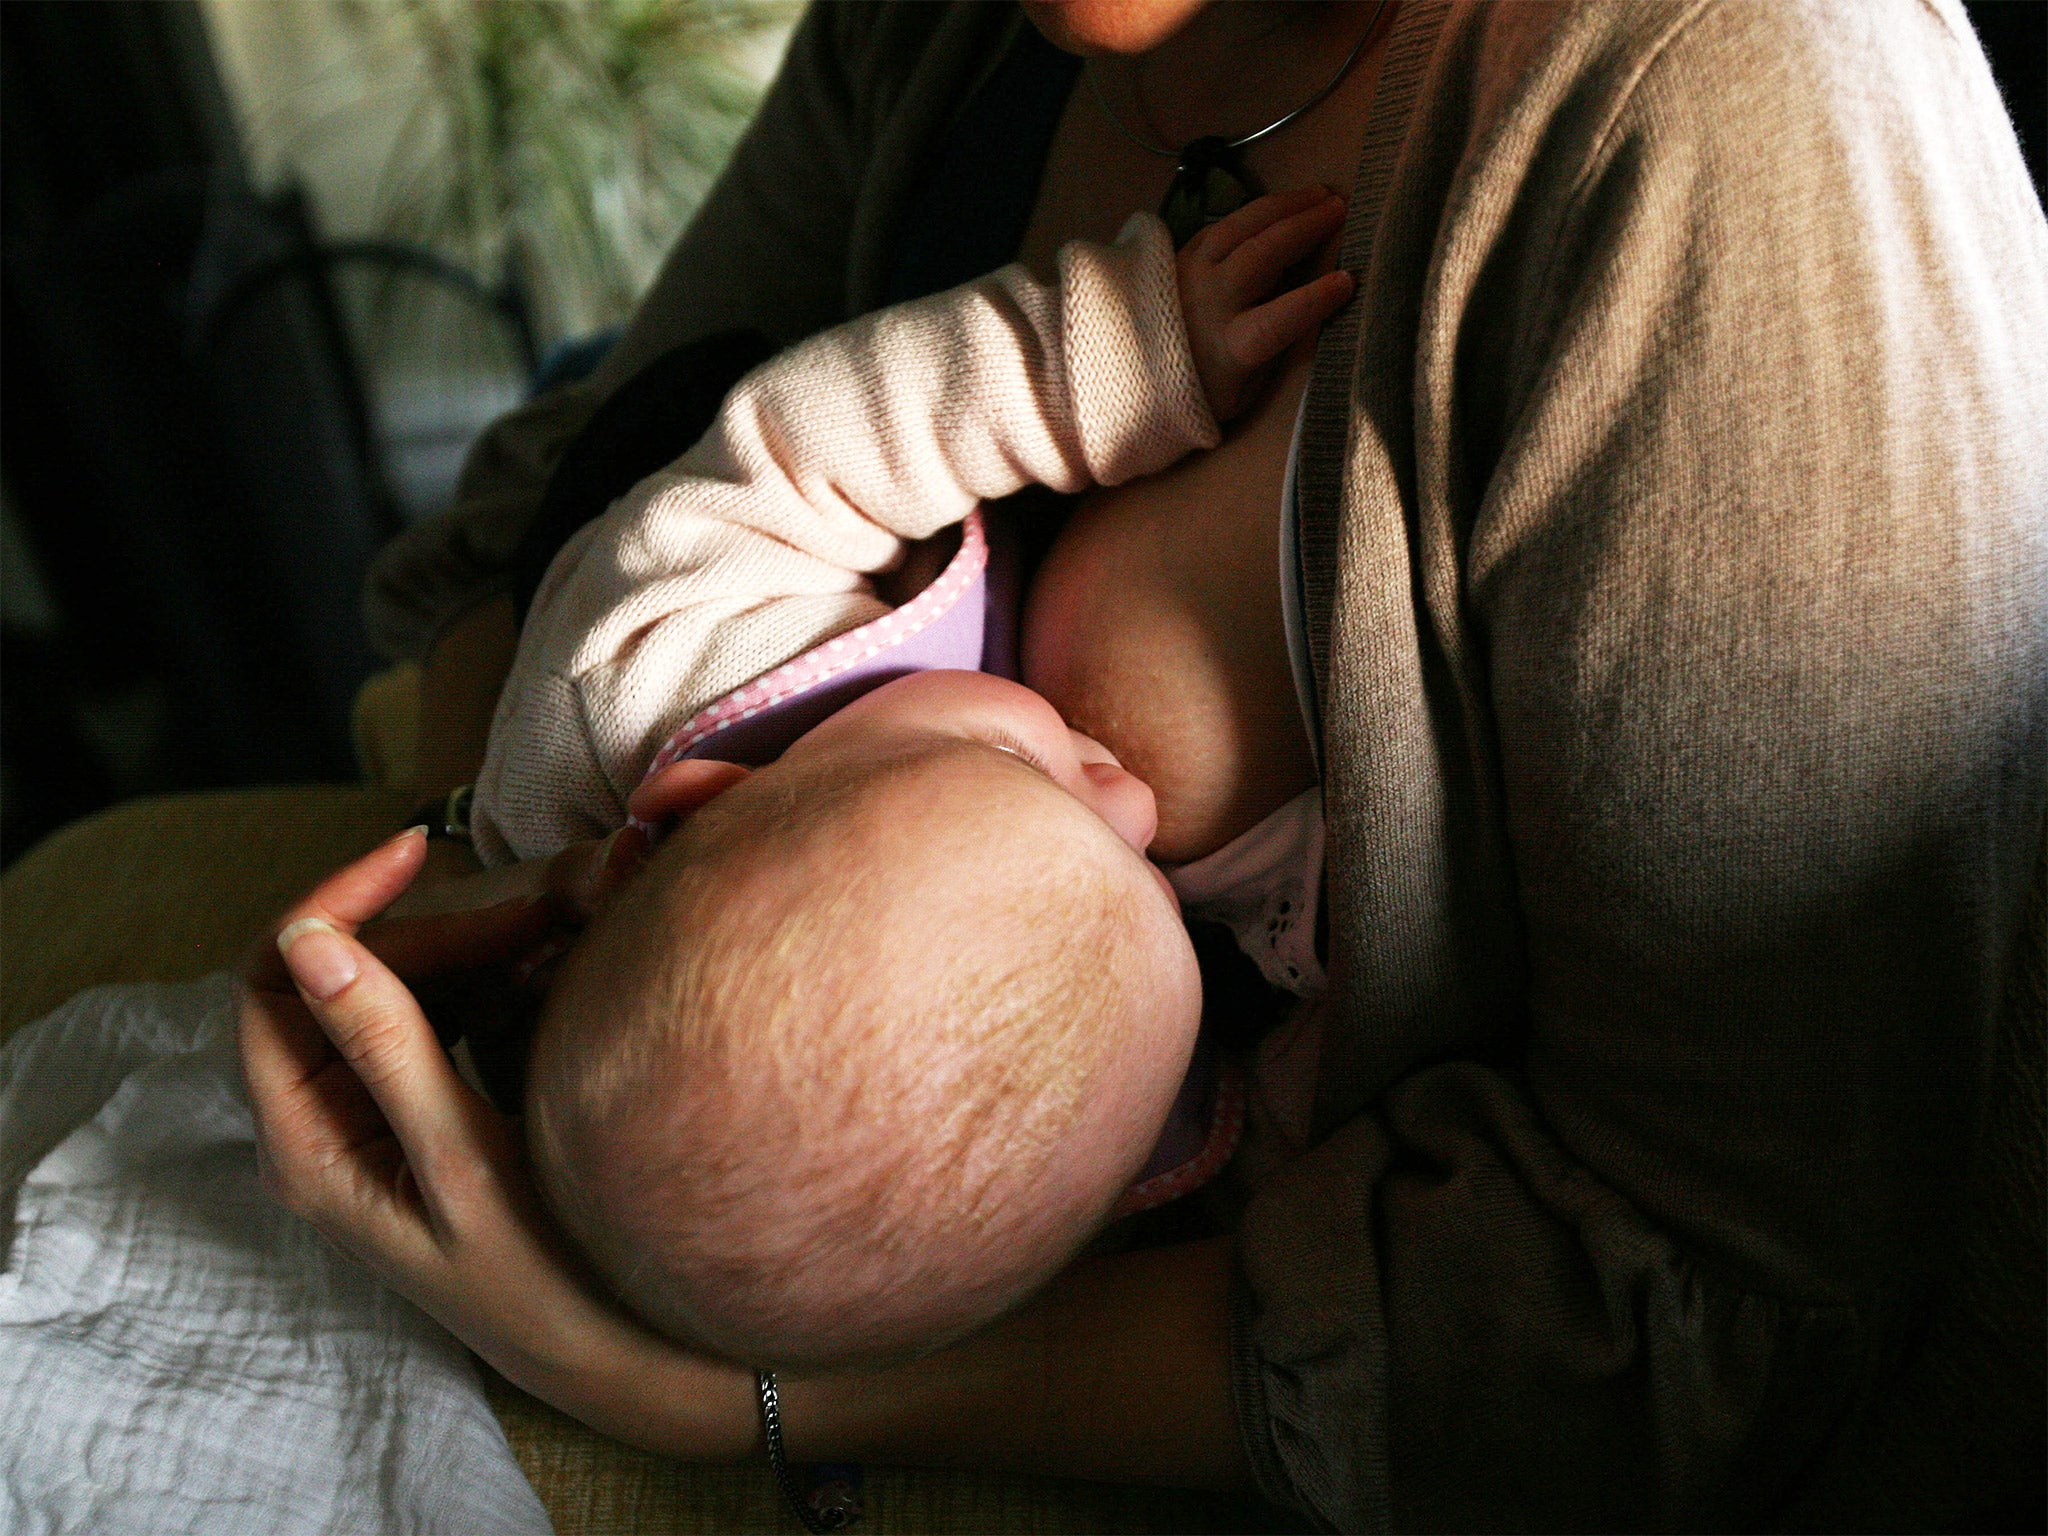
[328,0,794,343]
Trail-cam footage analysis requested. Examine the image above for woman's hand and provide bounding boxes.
[375,824,650,1051]
[237,828,759,1456]
[380,819,646,925]
[239,831,1248,1483]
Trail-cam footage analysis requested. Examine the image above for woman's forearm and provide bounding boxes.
[564,1237,1251,1490]
[788,1235,1250,1488]
[412,595,518,797]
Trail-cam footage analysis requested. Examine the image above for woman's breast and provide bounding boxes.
[1021,356,1318,864]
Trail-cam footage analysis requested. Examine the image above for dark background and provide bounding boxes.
[3,0,2044,866]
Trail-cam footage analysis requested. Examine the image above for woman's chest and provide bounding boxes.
[1021,350,1317,864]
[1004,31,1382,863]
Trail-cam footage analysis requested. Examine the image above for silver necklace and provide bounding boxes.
[1087,0,1389,248]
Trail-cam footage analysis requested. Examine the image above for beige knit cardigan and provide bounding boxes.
[367,3,2048,1529]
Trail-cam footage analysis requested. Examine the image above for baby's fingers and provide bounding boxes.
[1225,269,1356,370]
[1215,195,1347,309]
[1187,185,1335,266]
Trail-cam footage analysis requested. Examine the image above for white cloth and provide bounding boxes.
[0,975,552,1536]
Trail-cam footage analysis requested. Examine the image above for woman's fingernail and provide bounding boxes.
[277,917,359,1001]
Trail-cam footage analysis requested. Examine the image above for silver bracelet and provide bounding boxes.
[757,1369,861,1532]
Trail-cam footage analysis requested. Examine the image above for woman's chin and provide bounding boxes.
[1017,0,1210,58]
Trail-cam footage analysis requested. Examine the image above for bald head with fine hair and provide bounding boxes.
[525,736,1202,1369]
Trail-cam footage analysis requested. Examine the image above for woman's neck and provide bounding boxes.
[1099,2,1387,152]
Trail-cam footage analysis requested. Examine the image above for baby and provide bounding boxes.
[528,669,1204,1367]
[490,190,1349,1367]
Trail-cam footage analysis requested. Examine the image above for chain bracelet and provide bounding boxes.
[757,1369,846,1533]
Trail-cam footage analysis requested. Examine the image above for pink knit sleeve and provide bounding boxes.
[471,212,1219,863]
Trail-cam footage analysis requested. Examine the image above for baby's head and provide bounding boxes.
[527,672,1201,1369]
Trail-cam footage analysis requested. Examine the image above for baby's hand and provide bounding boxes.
[1178,186,1354,421]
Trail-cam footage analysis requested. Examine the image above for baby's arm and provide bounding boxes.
[474,194,1349,862]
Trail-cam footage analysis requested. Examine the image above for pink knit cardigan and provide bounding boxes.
[472,212,1217,864]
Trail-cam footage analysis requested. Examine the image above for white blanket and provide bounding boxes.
[0,974,553,1536]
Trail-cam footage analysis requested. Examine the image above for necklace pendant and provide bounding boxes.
[1160,135,1264,248]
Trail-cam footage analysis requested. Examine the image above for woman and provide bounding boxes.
[245,1,2047,1528]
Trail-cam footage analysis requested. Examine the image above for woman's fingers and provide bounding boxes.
[289,824,430,930]
[252,830,576,992]
[273,915,495,1214]
[1225,269,1355,370]
[243,827,430,990]
[239,981,434,1280]
[360,900,559,983]
[371,828,650,976]
[381,854,553,921]
[240,980,349,1176]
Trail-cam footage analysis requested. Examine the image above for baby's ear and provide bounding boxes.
[627,758,752,824]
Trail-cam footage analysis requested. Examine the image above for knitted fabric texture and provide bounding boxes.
[473,212,1215,863]
[363,4,2048,1527]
